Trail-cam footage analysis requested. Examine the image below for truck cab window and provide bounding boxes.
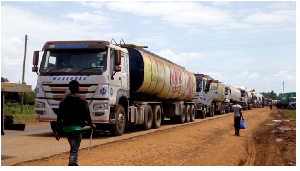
[39,50,107,75]
[110,49,116,75]
[196,79,203,92]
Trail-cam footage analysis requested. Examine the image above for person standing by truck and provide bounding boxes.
[232,101,243,136]
[54,80,96,166]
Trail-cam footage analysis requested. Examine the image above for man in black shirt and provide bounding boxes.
[54,80,96,166]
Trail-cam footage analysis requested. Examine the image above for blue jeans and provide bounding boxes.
[66,130,82,166]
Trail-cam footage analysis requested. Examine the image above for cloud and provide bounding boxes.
[157,49,203,67]
[273,70,295,80]
[243,10,295,24]
[106,2,232,27]
[270,2,295,9]
[1,5,126,88]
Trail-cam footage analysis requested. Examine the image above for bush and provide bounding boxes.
[3,102,36,123]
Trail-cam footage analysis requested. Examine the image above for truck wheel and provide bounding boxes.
[221,105,225,115]
[201,109,206,118]
[50,121,58,133]
[190,105,196,122]
[185,105,190,123]
[143,105,153,130]
[152,105,161,129]
[178,105,186,124]
[109,105,126,136]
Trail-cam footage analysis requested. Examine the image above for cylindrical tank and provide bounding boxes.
[213,82,226,102]
[127,48,196,101]
[246,91,253,103]
[229,86,241,102]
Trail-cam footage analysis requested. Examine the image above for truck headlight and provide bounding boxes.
[35,102,45,108]
[93,103,108,110]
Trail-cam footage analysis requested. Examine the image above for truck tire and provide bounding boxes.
[152,105,161,129]
[178,105,186,124]
[50,121,58,133]
[211,105,215,117]
[190,105,196,122]
[185,105,190,123]
[109,105,126,136]
[201,109,206,118]
[143,105,153,130]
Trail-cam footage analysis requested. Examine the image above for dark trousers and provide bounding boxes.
[234,117,241,135]
[66,130,82,166]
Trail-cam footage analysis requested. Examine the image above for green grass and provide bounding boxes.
[4,102,36,123]
[282,109,296,124]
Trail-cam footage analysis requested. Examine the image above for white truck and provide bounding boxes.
[193,74,228,118]
[238,87,253,110]
[32,41,196,136]
[252,92,263,108]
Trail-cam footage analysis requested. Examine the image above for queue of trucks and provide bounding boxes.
[32,40,268,136]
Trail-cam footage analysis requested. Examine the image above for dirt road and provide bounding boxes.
[5,107,296,166]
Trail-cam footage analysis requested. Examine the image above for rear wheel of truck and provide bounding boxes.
[178,105,186,124]
[190,105,196,122]
[143,105,153,130]
[185,105,190,123]
[152,105,161,129]
[50,121,58,133]
[109,105,126,136]
[211,105,215,117]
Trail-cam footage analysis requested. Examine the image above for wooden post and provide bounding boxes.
[21,35,28,113]
[1,91,4,135]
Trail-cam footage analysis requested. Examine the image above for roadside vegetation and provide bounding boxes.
[281,109,296,124]
[4,102,36,123]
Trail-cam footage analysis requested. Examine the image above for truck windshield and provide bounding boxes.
[196,79,203,92]
[39,50,107,75]
[241,90,246,97]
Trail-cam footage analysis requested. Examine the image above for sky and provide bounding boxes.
[0,0,297,96]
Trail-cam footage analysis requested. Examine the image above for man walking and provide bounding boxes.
[54,80,96,166]
[232,101,243,136]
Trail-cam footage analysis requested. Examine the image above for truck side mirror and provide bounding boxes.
[32,51,39,73]
[115,50,121,66]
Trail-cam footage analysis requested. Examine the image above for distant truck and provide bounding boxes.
[32,41,196,136]
[238,87,253,110]
[277,92,296,109]
[193,74,228,118]
[252,92,263,108]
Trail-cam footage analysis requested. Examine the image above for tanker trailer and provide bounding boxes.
[212,82,227,115]
[32,41,196,136]
[227,85,241,112]
[219,82,231,113]
[246,90,253,110]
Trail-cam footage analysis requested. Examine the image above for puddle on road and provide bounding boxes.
[275,138,284,143]
[277,127,296,132]
[272,119,290,123]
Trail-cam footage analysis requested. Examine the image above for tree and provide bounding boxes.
[1,77,9,82]
[261,90,278,100]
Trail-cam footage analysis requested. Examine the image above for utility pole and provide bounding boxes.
[283,81,284,94]
[21,34,27,113]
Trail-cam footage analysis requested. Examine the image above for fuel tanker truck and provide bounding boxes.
[252,92,263,108]
[238,87,253,110]
[193,74,227,118]
[227,85,241,112]
[32,40,196,136]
